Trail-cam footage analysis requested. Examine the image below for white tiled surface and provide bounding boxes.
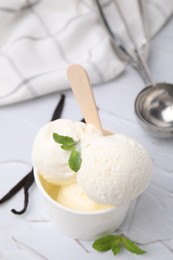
[0,18,173,260]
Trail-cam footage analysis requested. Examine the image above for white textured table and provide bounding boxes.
[0,17,173,260]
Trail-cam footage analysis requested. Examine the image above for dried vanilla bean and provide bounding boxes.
[0,94,65,214]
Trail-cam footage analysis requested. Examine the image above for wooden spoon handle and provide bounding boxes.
[67,64,103,132]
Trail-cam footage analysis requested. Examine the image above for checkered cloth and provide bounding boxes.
[0,0,173,105]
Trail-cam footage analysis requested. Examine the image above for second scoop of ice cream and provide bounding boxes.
[77,134,152,206]
[57,182,112,212]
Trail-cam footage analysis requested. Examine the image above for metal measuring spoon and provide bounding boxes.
[95,0,173,138]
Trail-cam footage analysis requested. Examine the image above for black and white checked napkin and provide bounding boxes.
[0,0,173,105]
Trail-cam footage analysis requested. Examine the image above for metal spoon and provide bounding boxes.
[95,0,173,138]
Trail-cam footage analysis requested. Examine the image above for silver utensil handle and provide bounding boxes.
[95,0,156,86]
[114,0,155,86]
[94,0,132,62]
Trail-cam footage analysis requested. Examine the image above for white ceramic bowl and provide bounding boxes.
[34,168,130,241]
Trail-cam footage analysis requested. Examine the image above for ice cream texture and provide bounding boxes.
[32,119,102,185]
[32,118,152,207]
[78,134,152,205]
[57,182,112,212]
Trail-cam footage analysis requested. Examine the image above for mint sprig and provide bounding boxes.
[92,234,145,256]
[53,133,81,172]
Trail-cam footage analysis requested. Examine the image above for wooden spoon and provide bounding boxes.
[67,64,103,132]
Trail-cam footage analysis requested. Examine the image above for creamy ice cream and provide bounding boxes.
[57,182,112,212]
[77,134,152,206]
[32,118,152,209]
[32,119,101,185]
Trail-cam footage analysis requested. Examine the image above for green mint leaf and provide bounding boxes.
[122,236,145,255]
[53,133,82,172]
[53,133,77,147]
[68,147,82,172]
[61,143,77,150]
[111,237,122,255]
[92,235,117,252]
[111,242,121,255]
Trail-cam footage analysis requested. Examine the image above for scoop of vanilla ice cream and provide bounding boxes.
[57,182,112,212]
[32,119,102,185]
[77,134,152,205]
